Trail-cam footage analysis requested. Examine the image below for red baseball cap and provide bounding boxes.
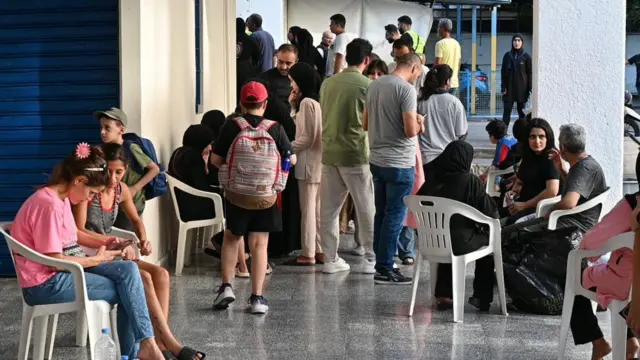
[240,81,268,103]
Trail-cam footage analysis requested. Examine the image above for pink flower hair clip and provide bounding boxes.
[75,143,91,159]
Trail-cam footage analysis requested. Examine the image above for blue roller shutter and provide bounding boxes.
[0,0,120,275]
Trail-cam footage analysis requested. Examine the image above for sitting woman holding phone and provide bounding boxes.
[13,144,165,360]
[72,143,205,360]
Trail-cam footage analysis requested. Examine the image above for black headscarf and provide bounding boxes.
[511,33,524,55]
[296,29,317,66]
[182,124,215,153]
[289,26,302,45]
[236,18,246,37]
[433,141,474,182]
[201,110,226,139]
[289,62,321,110]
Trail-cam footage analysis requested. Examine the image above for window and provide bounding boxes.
[195,0,203,113]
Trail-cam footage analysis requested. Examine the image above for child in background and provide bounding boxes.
[96,107,160,229]
[480,119,518,183]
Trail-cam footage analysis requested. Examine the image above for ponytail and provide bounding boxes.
[419,64,453,101]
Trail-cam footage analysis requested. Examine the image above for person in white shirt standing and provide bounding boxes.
[326,14,349,77]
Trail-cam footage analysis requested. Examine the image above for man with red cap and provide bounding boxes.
[210,81,295,315]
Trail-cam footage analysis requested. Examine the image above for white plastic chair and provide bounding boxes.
[80,226,141,259]
[535,189,611,229]
[166,174,224,276]
[0,222,118,360]
[404,196,508,322]
[558,232,634,360]
[485,166,515,198]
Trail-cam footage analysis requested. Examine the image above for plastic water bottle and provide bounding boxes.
[494,175,502,192]
[95,328,117,360]
[282,150,292,171]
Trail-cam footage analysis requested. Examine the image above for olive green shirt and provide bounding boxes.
[122,143,153,212]
[319,68,371,166]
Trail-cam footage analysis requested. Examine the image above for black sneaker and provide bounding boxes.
[468,296,491,312]
[374,268,412,285]
[213,283,235,310]
[249,295,269,314]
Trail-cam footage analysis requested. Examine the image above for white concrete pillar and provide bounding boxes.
[532,0,626,203]
[206,0,236,113]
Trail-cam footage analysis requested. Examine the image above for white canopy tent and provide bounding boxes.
[287,0,433,63]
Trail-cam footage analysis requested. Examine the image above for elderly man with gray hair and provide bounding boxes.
[502,123,607,238]
[434,18,461,95]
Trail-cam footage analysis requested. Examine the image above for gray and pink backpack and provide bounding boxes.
[218,117,288,209]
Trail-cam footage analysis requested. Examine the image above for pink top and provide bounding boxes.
[405,140,425,228]
[581,199,634,307]
[11,187,78,288]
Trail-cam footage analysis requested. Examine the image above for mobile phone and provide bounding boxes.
[620,302,631,320]
[111,240,134,251]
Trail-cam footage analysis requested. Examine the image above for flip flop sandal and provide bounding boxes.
[283,257,316,266]
[162,350,178,360]
[235,267,250,278]
[266,263,274,275]
[177,346,206,360]
[402,257,415,265]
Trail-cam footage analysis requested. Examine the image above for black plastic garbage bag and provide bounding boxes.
[503,226,583,315]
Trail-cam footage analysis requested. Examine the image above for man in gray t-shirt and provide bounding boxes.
[363,53,424,284]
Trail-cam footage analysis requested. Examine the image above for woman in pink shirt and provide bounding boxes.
[13,144,164,360]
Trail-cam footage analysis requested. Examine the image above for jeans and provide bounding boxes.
[22,261,154,358]
[397,226,416,260]
[370,164,415,271]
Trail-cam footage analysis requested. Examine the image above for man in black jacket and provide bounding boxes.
[501,34,532,126]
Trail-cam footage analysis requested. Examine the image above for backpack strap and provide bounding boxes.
[257,119,276,131]
[233,117,251,130]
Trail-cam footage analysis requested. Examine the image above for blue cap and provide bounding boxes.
[101,328,110,335]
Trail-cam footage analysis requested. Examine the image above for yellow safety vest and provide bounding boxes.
[407,30,426,55]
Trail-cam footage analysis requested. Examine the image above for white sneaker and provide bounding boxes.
[350,245,366,256]
[323,257,351,274]
[359,259,376,274]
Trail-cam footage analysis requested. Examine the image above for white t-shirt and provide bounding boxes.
[326,33,349,76]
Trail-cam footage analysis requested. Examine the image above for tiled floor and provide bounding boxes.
[0,235,607,359]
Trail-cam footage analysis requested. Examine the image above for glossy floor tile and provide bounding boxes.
[0,234,609,359]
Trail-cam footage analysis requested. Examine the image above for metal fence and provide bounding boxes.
[454,70,523,120]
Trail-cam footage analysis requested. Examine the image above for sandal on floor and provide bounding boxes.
[235,267,250,278]
[401,257,415,265]
[266,263,274,275]
[283,257,316,266]
[162,350,178,360]
[177,346,206,360]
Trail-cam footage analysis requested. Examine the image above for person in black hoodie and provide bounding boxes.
[423,141,499,311]
[501,34,532,126]
[295,29,324,78]
[236,18,260,103]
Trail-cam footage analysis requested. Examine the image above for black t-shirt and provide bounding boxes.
[259,68,291,109]
[517,154,560,202]
[213,114,292,159]
[558,156,607,233]
[629,54,640,87]
[237,35,260,87]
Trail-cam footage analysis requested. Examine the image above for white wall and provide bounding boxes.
[120,0,236,264]
[237,0,287,47]
[533,0,625,207]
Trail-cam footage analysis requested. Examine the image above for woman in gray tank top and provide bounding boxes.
[72,143,206,360]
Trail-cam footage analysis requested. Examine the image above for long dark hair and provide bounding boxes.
[101,143,130,166]
[296,29,317,67]
[289,62,321,111]
[419,64,453,101]
[364,59,388,77]
[47,145,110,188]
[523,118,556,159]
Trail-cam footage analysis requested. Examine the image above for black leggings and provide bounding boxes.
[503,100,525,126]
[571,291,635,345]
